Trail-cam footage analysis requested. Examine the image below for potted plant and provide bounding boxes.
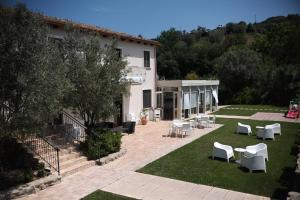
[140,108,148,125]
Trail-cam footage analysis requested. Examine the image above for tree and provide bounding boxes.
[214,47,262,104]
[0,4,70,135]
[185,71,199,80]
[63,29,128,129]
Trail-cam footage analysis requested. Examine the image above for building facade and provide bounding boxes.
[46,17,219,124]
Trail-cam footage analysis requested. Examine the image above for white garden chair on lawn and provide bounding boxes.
[256,127,275,141]
[236,122,252,136]
[241,154,266,173]
[245,143,268,161]
[265,123,281,136]
[212,142,235,162]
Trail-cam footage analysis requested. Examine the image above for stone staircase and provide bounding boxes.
[41,129,96,177]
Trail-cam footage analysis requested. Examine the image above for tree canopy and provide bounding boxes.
[156,14,300,105]
[62,29,128,129]
[0,4,70,134]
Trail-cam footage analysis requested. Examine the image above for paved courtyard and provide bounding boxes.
[19,121,269,200]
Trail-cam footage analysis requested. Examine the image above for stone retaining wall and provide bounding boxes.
[97,148,127,165]
[0,174,61,199]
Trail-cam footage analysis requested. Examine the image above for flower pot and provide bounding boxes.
[140,116,147,125]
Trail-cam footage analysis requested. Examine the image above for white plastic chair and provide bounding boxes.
[212,142,235,162]
[200,116,209,128]
[256,127,275,140]
[208,115,216,127]
[241,154,266,173]
[180,123,192,138]
[154,109,161,122]
[265,123,281,136]
[189,120,197,129]
[168,122,176,137]
[236,122,252,135]
[245,143,268,161]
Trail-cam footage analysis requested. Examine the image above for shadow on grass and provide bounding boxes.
[208,156,236,163]
[272,166,295,199]
[290,144,298,156]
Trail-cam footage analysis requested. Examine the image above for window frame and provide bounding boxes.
[144,51,150,68]
[115,48,122,59]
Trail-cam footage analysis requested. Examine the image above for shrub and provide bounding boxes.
[80,129,121,160]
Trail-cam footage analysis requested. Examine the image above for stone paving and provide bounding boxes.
[19,121,269,200]
[251,112,300,123]
[215,112,300,123]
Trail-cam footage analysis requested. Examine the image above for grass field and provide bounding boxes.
[81,190,137,200]
[213,105,288,116]
[137,118,299,199]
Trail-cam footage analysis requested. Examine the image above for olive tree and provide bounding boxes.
[0,4,70,135]
[63,29,128,130]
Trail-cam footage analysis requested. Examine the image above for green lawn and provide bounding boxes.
[213,105,288,116]
[137,118,299,199]
[81,190,137,200]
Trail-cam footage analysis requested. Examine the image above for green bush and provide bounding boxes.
[80,129,122,160]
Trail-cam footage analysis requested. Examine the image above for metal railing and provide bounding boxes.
[17,133,60,175]
[61,111,102,160]
[62,110,87,142]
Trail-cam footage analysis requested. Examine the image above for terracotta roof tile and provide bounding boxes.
[44,16,160,46]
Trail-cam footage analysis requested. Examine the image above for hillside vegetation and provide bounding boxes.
[156,15,300,105]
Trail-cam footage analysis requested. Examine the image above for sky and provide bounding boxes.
[2,0,300,39]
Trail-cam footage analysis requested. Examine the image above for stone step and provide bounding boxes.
[59,146,78,155]
[60,160,96,177]
[59,151,82,162]
[60,156,88,169]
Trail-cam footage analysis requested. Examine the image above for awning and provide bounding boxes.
[125,76,144,84]
[212,90,219,104]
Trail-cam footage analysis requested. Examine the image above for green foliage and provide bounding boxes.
[63,29,128,128]
[185,71,199,80]
[0,4,70,135]
[215,46,262,104]
[80,130,122,160]
[156,15,300,105]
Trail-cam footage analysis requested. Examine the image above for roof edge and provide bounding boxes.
[44,16,160,46]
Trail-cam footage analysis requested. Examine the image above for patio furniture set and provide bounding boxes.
[168,114,216,138]
[212,122,281,173]
[236,122,281,140]
[213,142,268,173]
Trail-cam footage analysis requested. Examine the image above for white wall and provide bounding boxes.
[48,27,157,123]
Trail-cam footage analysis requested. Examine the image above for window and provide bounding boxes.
[144,51,150,68]
[115,48,122,58]
[143,90,151,108]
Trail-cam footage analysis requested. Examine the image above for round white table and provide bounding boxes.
[234,148,246,164]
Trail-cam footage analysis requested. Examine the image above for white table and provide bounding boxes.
[234,148,246,164]
[173,121,190,137]
[256,126,265,137]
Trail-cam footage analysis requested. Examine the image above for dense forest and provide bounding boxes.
[155,15,300,106]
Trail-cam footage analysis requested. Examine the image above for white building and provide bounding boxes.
[46,17,219,124]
